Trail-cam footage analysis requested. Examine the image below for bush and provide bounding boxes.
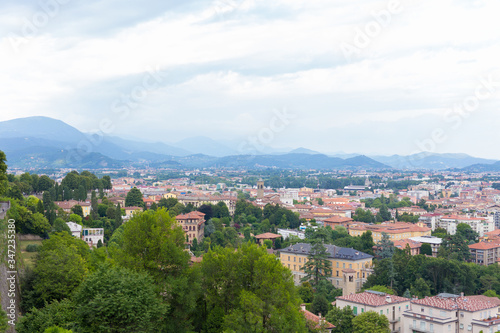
[26,244,41,252]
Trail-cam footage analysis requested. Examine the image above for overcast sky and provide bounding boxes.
[1,0,500,158]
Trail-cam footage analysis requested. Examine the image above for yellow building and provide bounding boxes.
[280,243,373,292]
[348,222,431,242]
[163,192,177,199]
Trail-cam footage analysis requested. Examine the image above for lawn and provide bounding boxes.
[19,239,43,269]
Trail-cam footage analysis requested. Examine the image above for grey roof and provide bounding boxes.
[281,243,373,260]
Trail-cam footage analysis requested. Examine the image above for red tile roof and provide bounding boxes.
[301,307,335,329]
[337,292,410,307]
[255,232,282,239]
[469,242,500,250]
[412,295,499,312]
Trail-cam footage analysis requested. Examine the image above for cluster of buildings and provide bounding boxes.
[336,290,500,333]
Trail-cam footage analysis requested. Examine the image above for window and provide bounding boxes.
[441,310,446,318]
[467,325,471,331]
[448,324,451,331]
[421,308,425,313]
[406,305,409,309]
[430,323,434,332]
[420,321,425,330]
[294,257,296,262]
[361,308,364,313]
[299,258,301,263]
[459,324,464,329]
[293,265,296,270]
[349,264,352,269]
[288,256,290,261]
[353,307,357,315]
[429,309,433,316]
[336,271,339,277]
[288,264,290,268]
[336,262,339,268]
[343,263,345,268]
[363,272,365,278]
[380,310,383,315]
[387,309,389,315]
[413,320,416,328]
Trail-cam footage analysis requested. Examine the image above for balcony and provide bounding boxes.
[389,317,400,324]
[391,328,400,333]
[409,324,434,333]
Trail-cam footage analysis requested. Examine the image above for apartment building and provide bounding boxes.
[336,290,411,333]
[438,215,493,237]
[279,243,373,292]
[403,293,500,333]
[469,241,500,266]
[176,211,205,244]
[409,236,442,257]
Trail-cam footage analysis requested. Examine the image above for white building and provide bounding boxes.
[409,236,442,257]
[66,222,82,238]
[403,293,500,333]
[82,228,104,247]
[277,228,306,240]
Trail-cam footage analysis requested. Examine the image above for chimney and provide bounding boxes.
[460,292,464,297]
[300,304,306,311]
[386,295,392,303]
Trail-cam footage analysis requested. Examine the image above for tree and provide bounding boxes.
[73,266,165,333]
[16,299,77,333]
[0,308,8,333]
[325,306,355,333]
[420,243,432,256]
[125,187,144,208]
[101,175,112,190]
[317,198,324,206]
[44,327,73,333]
[71,205,83,218]
[376,232,394,259]
[351,311,389,333]
[456,223,479,243]
[297,282,314,303]
[117,209,189,282]
[377,205,391,221]
[0,150,8,196]
[311,294,329,316]
[410,277,431,299]
[301,242,332,289]
[364,285,395,295]
[30,233,89,307]
[202,243,307,333]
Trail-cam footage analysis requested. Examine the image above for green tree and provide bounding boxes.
[311,294,329,316]
[30,233,89,307]
[301,242,332,289]
[456,223,479,243]
[125,187,144,208]
[352,311,389,333]
[115,203,123,225]
[71,205,83,218]
[410,277,431,299]
[202,243,307,332]
[325,306,355,333]
[73,266,165,333]
[0,150,8,196]
[117,208,188,281]
[376,232,394,259]
[420,243,432,256]
[297,282,314,303]
[44,327,73,333]
[364,285,395,295]
[0,308,8,333]
[16,299,77,333]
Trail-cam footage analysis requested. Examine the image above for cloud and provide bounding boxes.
[0,0,499,158]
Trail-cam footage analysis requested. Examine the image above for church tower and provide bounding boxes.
[257,178,264,199]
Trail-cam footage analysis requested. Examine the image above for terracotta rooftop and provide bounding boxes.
[337,291,410,307]
[176,211,206,220]
[412,294,500,312]
[255,232,282,239]
[324,216,353,223]
[301,307,335,329]
[469,242,500,250]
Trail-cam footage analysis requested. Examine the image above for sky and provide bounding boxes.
[1,0,500,158]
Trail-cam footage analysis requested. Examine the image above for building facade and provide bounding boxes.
[336,290,411,333]
[403,293,500,333]
[176,211,205,245]
[279,243,373,291]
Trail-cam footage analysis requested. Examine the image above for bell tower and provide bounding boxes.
[342,269,356,296]
[257,178,264,199]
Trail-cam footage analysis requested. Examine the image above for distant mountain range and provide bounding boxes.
[0,116,496,170]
